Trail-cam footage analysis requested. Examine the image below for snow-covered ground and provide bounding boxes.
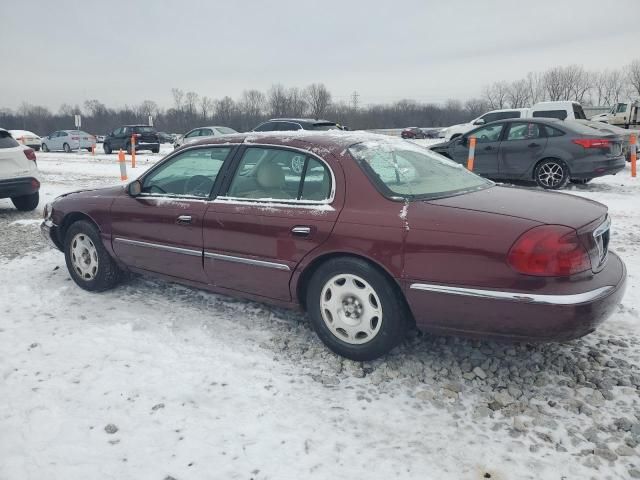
[1,145,639,480]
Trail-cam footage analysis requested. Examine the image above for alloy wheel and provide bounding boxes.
[70,233,99,281]
[320,273,383,345]
[538,162,564,188]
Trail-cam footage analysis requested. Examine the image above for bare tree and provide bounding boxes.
[525,72,545,104]
[215,96,236,125]
[464,98,489,119]
[200,96,214,120]
[483,82,509,109]
[305,83,332,119]
[626,59,640,98]
[287,87,307,117]
[171,88,185,111]
[184,91,199,116]
[137,100,159,119]
[542,67,565,101]
[268,84,289,117]
[506,79,529,108]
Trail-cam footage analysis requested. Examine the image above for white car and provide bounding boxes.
[441,102,589,141]
[41,130,96,152]
[9,129,42,151]
[174,126,237,149]
[0,128,40,211]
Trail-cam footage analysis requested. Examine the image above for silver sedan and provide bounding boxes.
[173,126,237,149]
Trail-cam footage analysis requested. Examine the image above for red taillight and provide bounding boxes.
[507,225,591,276]
[572,138,610,149]
[23,148,37,161]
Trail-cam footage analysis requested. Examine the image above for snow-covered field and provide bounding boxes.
[1,144,639,480]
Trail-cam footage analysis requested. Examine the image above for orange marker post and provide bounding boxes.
[131,135,136,169]
[118,149,128,181]
[91,145,96,156]
[467,136,476,171]
[631,134,637,178]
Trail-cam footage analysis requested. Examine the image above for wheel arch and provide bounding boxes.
[59,212,101,244]
[294,251,412,323]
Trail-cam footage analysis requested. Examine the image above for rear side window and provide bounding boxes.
[533,110,567,120]
[483,111,521,123]
[253,122,276,132]
[0,131,19,148]
[544,125,565,137]
[506,123,543,141]
[308,123,339,131]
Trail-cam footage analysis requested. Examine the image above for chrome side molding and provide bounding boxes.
[409,283,614,305]
[204,252,291,271]
[113,237,202,257]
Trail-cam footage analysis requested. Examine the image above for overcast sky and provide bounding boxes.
[1,0,637,111]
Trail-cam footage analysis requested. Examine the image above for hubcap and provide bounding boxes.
[538,162,564,188]
[320,274,383,345]
[70,233,99,281]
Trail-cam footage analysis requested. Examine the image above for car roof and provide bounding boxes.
[185,130,403,156]
[266,118,335,124]
[483,117,564,126]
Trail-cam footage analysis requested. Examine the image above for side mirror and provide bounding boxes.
[473,119,485,126]
[127,180,142,196]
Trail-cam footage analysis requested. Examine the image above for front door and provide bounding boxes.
[451,123,505,176]
[499,122,548,178]
[203,145,342,301]
[110,145,234,283]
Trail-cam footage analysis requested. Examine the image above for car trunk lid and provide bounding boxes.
[426,185,607,230]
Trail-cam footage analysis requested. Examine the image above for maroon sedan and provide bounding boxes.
[41,132,626,360]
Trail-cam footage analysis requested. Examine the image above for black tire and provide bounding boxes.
[125,142,132,155]
[151,146,160,153]
[63,143,71,153]
[534,158,569,190]
[41,143,49,152]
[33,146,40,151]
[64,220,123,292]
[11,191,39,211]
[306,257,409,361]
[103,143,112,154]
[570,178,592,185]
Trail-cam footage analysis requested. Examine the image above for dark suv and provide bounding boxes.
[103,125,160,154]
[252,118,342,132]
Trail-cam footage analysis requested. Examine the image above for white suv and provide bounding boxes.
[0,128,41,211]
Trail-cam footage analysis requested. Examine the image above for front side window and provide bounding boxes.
[468,124,504,143]
[616,103,627,113]
[215,127,236,135]
[142,147,231,197]
[506,122,542,141]
[227,147,331,201]
[349,139,491,201]
[185,129,201,138]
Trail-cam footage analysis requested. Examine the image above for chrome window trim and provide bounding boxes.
[593,216,611,267]
[113,237,202,257]
[224,143,336,204]
[204,252,290,271]
[409,283,614,305]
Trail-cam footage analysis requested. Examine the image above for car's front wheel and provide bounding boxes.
[11,192,39,211]
[306,257,409,361]
[64,220,123,292]
[534,159,569,190]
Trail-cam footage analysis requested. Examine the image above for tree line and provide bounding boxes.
[1,60,639,136]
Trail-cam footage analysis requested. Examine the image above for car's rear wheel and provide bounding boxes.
[41,143,49,152]
[11,192,39,211]
[306,257,409,361]
[64,220,123,292]
[152,146,160,153]
[103,143,112,154]
[63,143,71,153]
[534,159,569,190]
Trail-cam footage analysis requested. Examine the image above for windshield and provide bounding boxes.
[348,139,492,200]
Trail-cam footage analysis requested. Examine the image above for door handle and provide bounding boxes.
[528,143,540,148]
[176,215,192,225]
[291,226,311,237]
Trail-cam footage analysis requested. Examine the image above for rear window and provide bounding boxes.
[533,110,568,120]
[134,126,156,133]
[0,131,20,148]
[308,123,339,131]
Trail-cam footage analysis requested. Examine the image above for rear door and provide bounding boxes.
[110,146,234,282]
[499,122,548,178]
[203,145,342,301]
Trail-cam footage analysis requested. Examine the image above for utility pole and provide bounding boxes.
[351,91,360,111]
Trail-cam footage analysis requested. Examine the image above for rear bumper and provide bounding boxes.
[406,252,627,342]
[0,177,40,199]
[571,156,626,179]
[134,142,160,151]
